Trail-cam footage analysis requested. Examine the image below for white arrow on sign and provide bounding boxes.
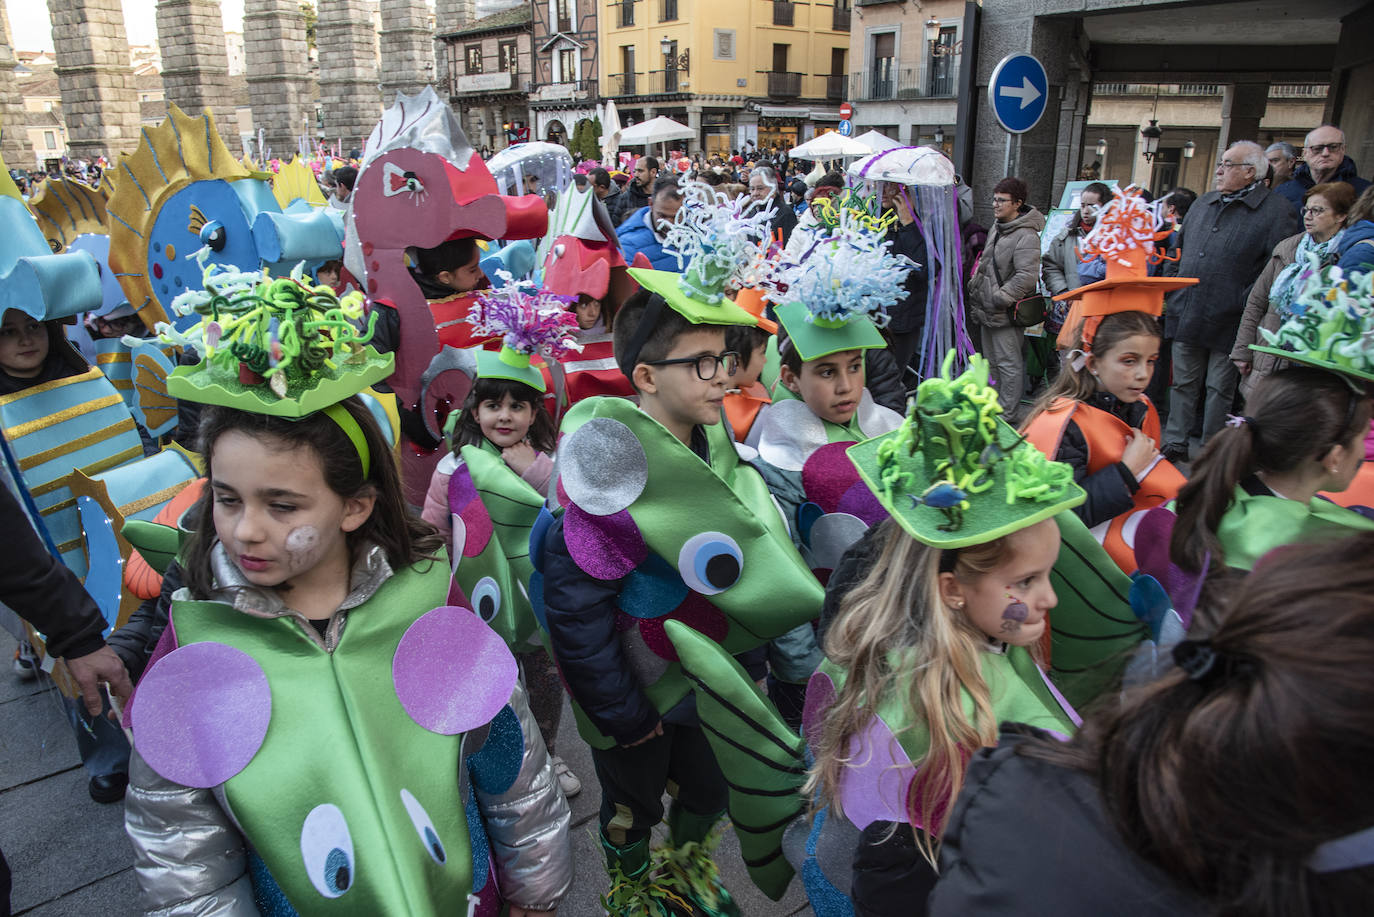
[999,76,1041,110]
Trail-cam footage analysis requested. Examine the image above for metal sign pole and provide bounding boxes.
[1004,132,1013,177]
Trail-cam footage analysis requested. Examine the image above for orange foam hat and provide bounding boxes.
[732,287,778,334]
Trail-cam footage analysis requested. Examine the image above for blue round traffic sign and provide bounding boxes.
[837,119,853,137]
[989,53,1048,134]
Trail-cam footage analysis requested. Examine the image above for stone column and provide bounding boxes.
[379,0,434,96]
[0,8,31,167]
[49,0,142,160]
[317,0,382,153]
[242,0,315,158]
[156,0,239,138]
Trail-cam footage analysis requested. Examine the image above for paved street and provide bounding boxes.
[0,627,813,916]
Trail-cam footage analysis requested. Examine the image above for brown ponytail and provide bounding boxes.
[1170,368,1371,573]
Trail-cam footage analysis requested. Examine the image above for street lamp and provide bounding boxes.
[924,16,939,44]
[1182,139,1196,159]
[1140,119,1163,163]
[933,126,945,147]
[1095,137,1108,158]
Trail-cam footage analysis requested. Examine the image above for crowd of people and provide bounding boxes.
[4,112,1374,917]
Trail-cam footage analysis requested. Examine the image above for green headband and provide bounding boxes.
[323,403,371,478]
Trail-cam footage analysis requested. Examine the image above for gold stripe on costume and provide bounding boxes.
[18,419,137,471]
[55,537,82,555]
[111,379,133,390]
[40,497,76,515]
[0,367,104,406]
[4,395,125,439]
[119,482,188,516]
[29,446,145,497]
[96,352,131,364]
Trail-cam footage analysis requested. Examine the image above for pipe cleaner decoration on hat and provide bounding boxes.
[810,187,895,235]
[1251,259,1374,384]
[1054,184,1197,358]
[151,253,393,417]
[848,352,1084,547]
[465,271,582,392]
[768,208,916,362]
[626,182,775,326]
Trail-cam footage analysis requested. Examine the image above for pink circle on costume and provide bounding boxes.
[131,642,271,788]
[459,502,493,557]
[393,606,517,735]
[837,714,916,830]
[802,442,860,513]
[636,593,728,661]
[564,504,647,579]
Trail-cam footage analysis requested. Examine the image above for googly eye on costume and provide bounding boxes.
[197,220,227,252]
[678,531,743,595]
[400,789,447,865]
[300,803,355,898]
[470,576,502,623]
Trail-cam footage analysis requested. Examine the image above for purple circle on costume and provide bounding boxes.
[637,593,728,661]
[564,504,647,579]
[1132,506,1175,581]
[836,481,887,527]
[393,606,518,735]
[131,642,271,788]
[802,442,860,513]
[448,463,479,511]
[838,714,916,830]
[459,501,493,558]
[802,670,836,754]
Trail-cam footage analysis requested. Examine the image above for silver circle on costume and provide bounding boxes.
[808,513,869,571]
[560,417,648,515]
[757,399,828,472]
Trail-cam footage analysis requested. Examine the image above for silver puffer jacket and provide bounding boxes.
[124,544,573,915]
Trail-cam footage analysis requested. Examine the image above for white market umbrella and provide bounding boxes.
[854,130,902,152]
[599,99,622,168]
[787,132,874,160]
[616,116,695,147]
[848,146,956,187]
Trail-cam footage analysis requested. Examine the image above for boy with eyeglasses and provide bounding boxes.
[538,265,823,915]
[1276,124,1371,213]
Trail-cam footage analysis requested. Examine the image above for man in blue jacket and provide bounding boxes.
[616,183,685,271]
[1277,125,1370,214]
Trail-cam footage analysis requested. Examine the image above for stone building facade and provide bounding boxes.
[49,0,142,160]
[379,0,436,97]
[0,9,31,167]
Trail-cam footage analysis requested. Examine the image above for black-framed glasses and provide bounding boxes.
[644,351,740,381]
[1306,142,1345,154]
[992,196,1014,205]
[1302,205,1329,217]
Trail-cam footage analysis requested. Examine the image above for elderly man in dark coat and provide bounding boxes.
[1161,140,1301,461]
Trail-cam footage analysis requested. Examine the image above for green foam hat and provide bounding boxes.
[627,266,760,327]
[158,260,393,418]
[773,301,886,361]
[475,345,547,392]
[847,351,1085,548]
[1250,258,1374,386]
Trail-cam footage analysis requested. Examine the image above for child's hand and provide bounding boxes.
[502,442,537,475]
[1123,429,1160,477]
[624,721,664,747]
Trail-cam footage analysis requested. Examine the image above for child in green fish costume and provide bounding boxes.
[749,205,914,728]
[421,278,585,797]
[661,352,1152,915]
[536,186,825,916]
[122,264,572,917]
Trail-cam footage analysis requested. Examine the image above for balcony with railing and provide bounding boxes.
[608,72,641,95]
[797,73,846,100]
[850,61,959,101]
[767,70,803,98]
[772,0,794,26]
[647,69,685,93]
[832,3,851,31]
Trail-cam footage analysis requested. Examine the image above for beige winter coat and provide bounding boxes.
[1230,232,1302,399]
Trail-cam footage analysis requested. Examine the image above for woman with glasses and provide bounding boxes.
[1231,182,1374,396]
[966,177,1045,423]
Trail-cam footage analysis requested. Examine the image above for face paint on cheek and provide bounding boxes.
[284,525,322,572]
[1000,597,1029,635]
